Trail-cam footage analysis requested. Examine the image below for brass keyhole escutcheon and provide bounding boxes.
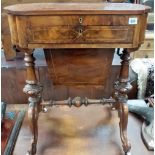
[79,17,83,24]
[75,25,84,37]
[79,29,83,34]
[78,29,83,36]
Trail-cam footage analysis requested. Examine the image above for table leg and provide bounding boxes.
[23,51,42,155]
[114,49,132,154]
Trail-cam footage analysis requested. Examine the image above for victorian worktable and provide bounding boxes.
[4,3,150,155]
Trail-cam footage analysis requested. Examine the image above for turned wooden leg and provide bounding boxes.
[114,49,132,154]
[23,51,42,155]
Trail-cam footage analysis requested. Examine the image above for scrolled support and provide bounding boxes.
[23,50,43,155]
[114,48,132,154]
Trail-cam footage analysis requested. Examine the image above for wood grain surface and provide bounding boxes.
[2,0,107,60]
[4,3,150,15]
[4,3,149,49]
[3,3,150,154]
[44,49,114,85]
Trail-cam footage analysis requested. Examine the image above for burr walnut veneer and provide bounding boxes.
[4,3,150,155]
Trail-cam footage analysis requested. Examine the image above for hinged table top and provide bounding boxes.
[4,3,150,15]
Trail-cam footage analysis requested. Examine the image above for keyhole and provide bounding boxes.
[79,29,83,34]
[79,17,83,24]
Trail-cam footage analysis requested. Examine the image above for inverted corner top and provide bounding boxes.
[4,3,150,15]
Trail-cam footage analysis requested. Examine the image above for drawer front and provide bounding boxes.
[28,26,134,44]
[28,15,140,26]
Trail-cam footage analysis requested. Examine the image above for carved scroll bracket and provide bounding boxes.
[114,81,132,95]
[23,84,43,96]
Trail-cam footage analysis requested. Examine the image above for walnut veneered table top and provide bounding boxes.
[4,3,150,49]
[4,3,150,15]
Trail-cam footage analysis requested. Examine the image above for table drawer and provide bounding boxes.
[28,26,134,44]
[28,15,139,26]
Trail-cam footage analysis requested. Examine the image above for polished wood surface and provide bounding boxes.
[45,49,114,85]
[5,3,150,15]
[2,0,108,60]
[5,3,149,49]
[4,3,149,155]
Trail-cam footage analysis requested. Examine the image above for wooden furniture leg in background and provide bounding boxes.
[23,51,42,155]
[114,49,132,154]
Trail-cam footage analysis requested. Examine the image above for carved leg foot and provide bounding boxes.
[27,97,39,155]
[119,102,131,153]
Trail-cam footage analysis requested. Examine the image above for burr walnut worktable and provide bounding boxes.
[4,3,150,155]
